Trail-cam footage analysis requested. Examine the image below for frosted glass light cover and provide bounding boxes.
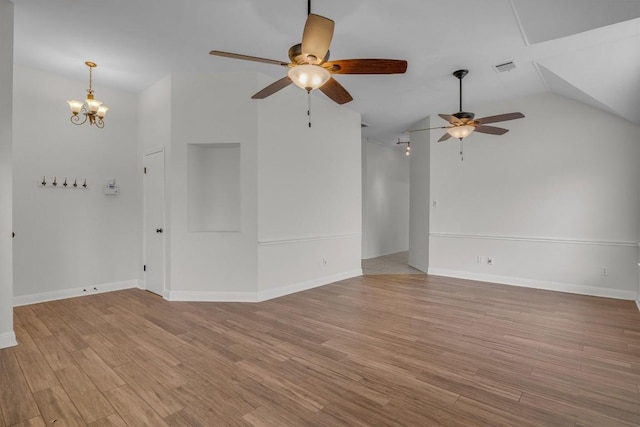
[67,100,84,114]
[97,105,109,119]
[447,125,475,139]
[288,64,331,91]
[86,98,103,113]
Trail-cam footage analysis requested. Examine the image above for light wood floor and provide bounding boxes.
[362,251,424,275]
[1,275,640,426]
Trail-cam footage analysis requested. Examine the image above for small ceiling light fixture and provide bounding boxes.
[67,61,109,128]
[397,139,411,156]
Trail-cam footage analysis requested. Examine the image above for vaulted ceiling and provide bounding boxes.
[12,0,640,145]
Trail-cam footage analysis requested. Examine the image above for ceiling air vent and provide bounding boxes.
[494,61,516,73]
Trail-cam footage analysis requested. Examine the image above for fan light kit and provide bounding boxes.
[209,0,407,109]
[67,61,109,128]
[406,69,525,160]
[288,64,331,91]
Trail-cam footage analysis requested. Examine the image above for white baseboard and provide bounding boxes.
[427,268,637,301]
[165,290,258,303]
[166,269,363,303]
[258,269,363,302]
[0,331,17,349]
[636,299,640,312]
[13,280,143,307]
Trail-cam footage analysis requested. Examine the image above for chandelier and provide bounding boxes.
[67,61,109,128]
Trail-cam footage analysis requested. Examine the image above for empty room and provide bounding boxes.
[1,0,639,426]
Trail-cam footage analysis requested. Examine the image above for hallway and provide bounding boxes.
[361,251,424,275]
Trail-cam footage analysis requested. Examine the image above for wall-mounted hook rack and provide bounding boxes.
[38,176,88,190]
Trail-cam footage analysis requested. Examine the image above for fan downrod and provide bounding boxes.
[453,69,470,115]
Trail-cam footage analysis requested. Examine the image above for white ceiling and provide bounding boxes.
[11,0,640,145]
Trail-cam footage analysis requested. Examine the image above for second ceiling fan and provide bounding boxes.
[409,69,524,141]
[209,1,407,105]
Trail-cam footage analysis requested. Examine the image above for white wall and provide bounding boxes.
[362,138,410,259]
[408,117,430,272]
[429,92,640,299]
[144,71,362,301]
[0,0,15,349]
[256,80,362,295]
[12,66,142,304]
[166,72,259,297]
[187,143,241,232]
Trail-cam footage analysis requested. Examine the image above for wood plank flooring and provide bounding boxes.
[1,274,639,426]
[362,252,424,275]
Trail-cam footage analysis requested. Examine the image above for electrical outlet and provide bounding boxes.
[487,257,493,265]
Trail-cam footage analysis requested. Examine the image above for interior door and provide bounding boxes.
[143,150,165,296]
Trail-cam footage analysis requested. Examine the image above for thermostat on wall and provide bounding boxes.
[104,179,120,195]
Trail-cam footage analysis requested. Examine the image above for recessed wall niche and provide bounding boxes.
[187,143,241,232]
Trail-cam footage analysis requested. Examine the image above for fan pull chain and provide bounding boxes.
[460,139,464,161]
[307,91,312,128]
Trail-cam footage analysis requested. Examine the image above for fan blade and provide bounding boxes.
[439,114,462,125]
[251,76,293,99]
[404,126,448,133]
[475,112,524,125]
[301,14,334,64]
[318,77,353,104]
[323,59,407,74]
[474,125,509,135]
[209,50,290,67]
[438,132,452,142]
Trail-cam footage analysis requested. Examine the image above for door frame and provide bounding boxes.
[143,147,167,298]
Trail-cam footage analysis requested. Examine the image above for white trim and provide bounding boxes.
[166,291,258,303]
[258,269,362,302]
[428,268,637,301]
[429,232,637,248]
[636,299,640,312]
[258,233,361,246]
[144,146,165,156]
[166,269,363,303]
[0,331,17,349]
[13,280,142,307]
[508,0,530,47]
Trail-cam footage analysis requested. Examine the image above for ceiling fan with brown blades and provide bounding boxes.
[209,1,407,105]
[407,69,524,142]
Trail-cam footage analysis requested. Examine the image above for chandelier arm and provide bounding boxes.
[95,118,105,128]
[70,114,88,126]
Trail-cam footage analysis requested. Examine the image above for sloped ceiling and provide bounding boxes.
[512,0,640,126]
[10,0,640,145]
